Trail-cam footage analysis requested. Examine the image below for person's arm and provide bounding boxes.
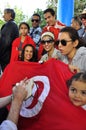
[7,81,28,125]
[0,95,12,108]
[0,78,28,130]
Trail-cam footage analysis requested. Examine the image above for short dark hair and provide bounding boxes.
[32,13,41,21]
[43,8,55,16]
[4,8,15,19]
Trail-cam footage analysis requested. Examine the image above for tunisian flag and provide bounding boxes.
[0,59,86,130]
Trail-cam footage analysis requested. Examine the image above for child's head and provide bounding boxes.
[67,72,86,106]
[19,22,30,36]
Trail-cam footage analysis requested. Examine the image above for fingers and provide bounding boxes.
[12,77,34,101]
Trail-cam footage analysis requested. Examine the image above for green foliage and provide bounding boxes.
[74,0,86,16]
[14,6,28,26]
[46,0,57,18]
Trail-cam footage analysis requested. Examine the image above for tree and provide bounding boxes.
[46,0,58,16]
[74,0,86,16]
[14,6,28,25]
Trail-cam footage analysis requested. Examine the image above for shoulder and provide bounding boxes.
[12,37,20,45]
[40,53,48,61]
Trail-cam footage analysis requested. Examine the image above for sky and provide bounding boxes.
[0,0,47,17]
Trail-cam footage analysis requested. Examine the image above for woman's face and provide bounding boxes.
[24,46,33,62]
[58,32,77,57]
[41,35,54,52]
[19,24,29,36]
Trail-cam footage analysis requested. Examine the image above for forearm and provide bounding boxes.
[0,95,12,108]
[7,98,23,125]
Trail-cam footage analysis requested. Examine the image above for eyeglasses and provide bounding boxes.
[80,14,86,20]
[41,39,54,44]
[56,39,72,46]
[31,19,39,22]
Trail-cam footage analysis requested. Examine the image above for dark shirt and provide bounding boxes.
[0,19,19,71]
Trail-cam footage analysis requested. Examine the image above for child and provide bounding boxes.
[10,22,35,62]
[67,72,86,109]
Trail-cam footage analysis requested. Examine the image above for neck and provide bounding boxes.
[67,48,77,63]
[48,47,54,59]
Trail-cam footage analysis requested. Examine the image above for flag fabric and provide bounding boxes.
[0,59,86,130]
[57,0,74,26]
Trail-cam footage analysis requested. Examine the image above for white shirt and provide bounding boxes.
[0,120,17,130]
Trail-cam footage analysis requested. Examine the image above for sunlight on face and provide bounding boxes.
[69,80,86,106]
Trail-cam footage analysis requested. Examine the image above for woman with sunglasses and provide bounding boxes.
[57,26,86,72]
[39,31,63,62]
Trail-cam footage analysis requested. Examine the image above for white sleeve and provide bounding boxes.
[0,120,17,130]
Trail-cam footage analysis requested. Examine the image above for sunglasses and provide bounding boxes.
[80,14,86,20]
[41,39,54,44]
[56,39,72,46]
[31,19,39,22]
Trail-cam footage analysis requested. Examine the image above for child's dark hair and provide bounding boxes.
[67,72,86,87]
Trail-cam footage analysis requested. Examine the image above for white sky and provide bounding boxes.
[0,0,47,17]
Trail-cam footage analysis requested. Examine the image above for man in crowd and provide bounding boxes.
[0,8,19,71]
[30,13,42,50]
[80,8,86,42]
[71,16,85,38]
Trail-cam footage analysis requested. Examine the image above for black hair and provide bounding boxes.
[19,22,30,32]
[21,44,37,62]
[60,26,86,48]
[67,72,86,88]
[32,13,41,21]
[4,8,15,19]
[43,8,55,16]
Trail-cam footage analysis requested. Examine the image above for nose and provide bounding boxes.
[75,92,81,98]
[58,42,62,48]
[43,42,49,45]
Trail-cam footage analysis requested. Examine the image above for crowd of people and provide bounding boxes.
[0,7,86,130]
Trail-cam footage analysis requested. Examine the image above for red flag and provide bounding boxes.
[0,59,86,130]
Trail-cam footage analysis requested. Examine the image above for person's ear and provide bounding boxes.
[73,40,79,47]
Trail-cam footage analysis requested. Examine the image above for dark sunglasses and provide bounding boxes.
[56,39,72,46]
[41,39,54,44]
[80,14,86,20]
[31,19,39,22]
